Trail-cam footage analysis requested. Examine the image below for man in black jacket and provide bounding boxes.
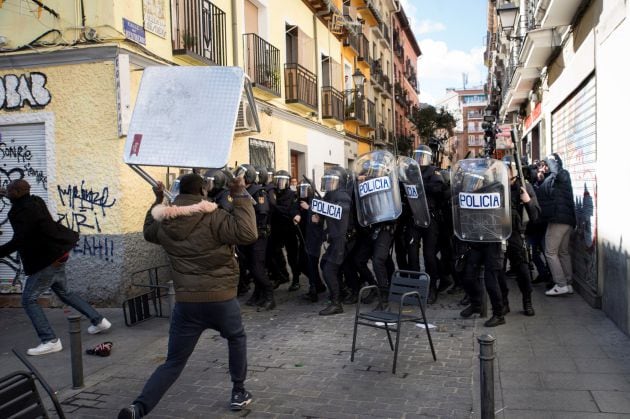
[0,180,110,356]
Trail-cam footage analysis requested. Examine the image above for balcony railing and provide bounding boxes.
[343,30,360,55]
[380,22,390,46]
[366,99,376,129]
[284,63,317,110]
[322,86,344,122]
[377,123,387,142]
[358,34,370,63]
[243,33,281,97]
[344,89,366,124]
[172,0,227,65]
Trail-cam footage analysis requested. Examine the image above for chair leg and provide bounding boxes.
[392,326,402,374]
[351,318,359,362]
[418,300,437,361]
[384,325,394,351]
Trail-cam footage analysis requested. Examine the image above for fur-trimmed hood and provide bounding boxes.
[151,194,217,241]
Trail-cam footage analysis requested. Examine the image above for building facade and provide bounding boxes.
[0,0,415,303]
[485,0,630,335]
[392,7,421,153]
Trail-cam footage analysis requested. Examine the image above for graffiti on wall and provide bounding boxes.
[0,73,52,110]
[57,181,117,261]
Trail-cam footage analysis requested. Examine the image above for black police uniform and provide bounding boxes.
[239,183,274,310]
[419,165,445,298]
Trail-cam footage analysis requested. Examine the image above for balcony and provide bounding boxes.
[322,86,344,122]
[172,0,227,66]
[366,99,376,130]
[243,33,281,97]
[284,63,318,111]
[539,0,584,29]
[370,60,384,92]
[519,27,560,70]
[379,22,390,47]
[343,30,361,56]
[381,74,392,97]
[376,123,387,143]
[357,34,370,63]
[352,0,383,27]
[344,90,366,125]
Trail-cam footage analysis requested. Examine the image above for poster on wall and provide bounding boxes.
[143,0,167,38]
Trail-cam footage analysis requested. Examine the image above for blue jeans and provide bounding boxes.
[22,263,103,342]
[134,299,247,415]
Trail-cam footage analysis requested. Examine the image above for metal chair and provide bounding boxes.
[351,270,437,374]
[122,265,171,326]
[0,348,66,418]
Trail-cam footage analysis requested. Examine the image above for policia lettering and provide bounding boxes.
[459,192,501,209]
[358,176,392,197]
[311,198,343,220]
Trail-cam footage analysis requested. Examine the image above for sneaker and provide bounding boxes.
[545,285,570,296]
[567,284,574,294]
[460,305,482,318]
[27,339,63,356]
[118,404,142,419]
[230,389,253,411]
[88,318,112,334]
[484,315,506,327]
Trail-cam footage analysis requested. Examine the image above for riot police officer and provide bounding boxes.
[204,168,233,212]
[413,145,447,303]
[314,166,352,315]
[235,164,275,311]
[268,170,301,290]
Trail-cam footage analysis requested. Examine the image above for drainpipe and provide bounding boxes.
[231,0,239,66]
[391,0,401,155]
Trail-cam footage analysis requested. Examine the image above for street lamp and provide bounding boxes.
[352,68,365,91]
[496,2,518,31]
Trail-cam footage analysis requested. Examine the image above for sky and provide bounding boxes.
[399,0,488,105]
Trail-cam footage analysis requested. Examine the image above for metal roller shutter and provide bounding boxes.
[551,74,597,295]
[0,123,48,293]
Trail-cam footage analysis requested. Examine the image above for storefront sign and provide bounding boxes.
[143,0,167,38]
[123,18,146,45]
[0,72,51,110]
[524,102,542,131]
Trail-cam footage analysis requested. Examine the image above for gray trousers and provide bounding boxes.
[544,223,573,287]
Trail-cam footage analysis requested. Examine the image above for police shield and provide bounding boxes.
[451,158,511,242]
[397,156,430,228]
[353,150,402,227]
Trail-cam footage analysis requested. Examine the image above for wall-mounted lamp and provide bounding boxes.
[496,2,519,31]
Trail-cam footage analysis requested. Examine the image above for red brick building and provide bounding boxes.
[392,7,421,153]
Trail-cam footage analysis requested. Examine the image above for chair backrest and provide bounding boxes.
[387,270,430,306]
[0,371,49,418]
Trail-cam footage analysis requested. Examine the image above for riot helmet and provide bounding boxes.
[267,167,275,184]
[298,181,313,199]
[321,166,347,193]
[254,165,268,185]
[413,145,433,167]
[203,169,227,195]
[234,164,257,185]
[275,170,291,190]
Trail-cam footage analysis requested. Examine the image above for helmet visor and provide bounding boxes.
[298,183,311,198]
[321,174,340,192]
[233,165,248,179]
[413,149,432,166]
[275,175,290,190]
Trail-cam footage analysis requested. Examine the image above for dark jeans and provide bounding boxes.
[22,263,102,342]
[505,232,532,296]
[419,220,440,288]
[371,226,395,288]
[134,299,247,415]
[462,243,504,317]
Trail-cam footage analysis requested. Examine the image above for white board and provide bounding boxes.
[124,66,244,168]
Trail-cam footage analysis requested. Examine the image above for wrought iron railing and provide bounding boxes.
[344,89,366,124]
[367,99,376,129]
[322,86,344,122]
[358,34,370,63]
[243,33,281,96]
[343,31,360,55]
[172,0,227,65]
[284,63,317,110]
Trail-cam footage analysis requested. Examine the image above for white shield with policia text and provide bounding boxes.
[450,158,511,242]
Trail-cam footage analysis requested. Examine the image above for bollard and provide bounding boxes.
[167,280,176,316]
[478,334,496,419]
[68,315,84,389]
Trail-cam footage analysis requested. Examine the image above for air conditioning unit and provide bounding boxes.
[234,99,257,135]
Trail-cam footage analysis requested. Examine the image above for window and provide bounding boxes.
[249,138,275,167]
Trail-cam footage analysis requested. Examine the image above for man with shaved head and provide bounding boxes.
[0,179,111,356]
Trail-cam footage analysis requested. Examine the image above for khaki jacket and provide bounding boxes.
[144,193,257,302]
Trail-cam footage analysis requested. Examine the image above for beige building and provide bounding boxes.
[0,0,409,303]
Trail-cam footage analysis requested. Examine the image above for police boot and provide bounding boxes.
[522,294,535,316]
[288,276,301,291]
[319,300,343,316]
[245,289,262,306]
[257,290,276,312]
[427,282,438,305]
